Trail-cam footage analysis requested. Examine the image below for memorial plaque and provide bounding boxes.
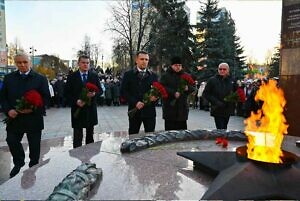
[281,2,300,49]
[280,0,300,137]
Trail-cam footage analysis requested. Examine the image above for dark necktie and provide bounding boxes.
[82,73,87,83]
[21,73,27,79]
[139,71,146,79]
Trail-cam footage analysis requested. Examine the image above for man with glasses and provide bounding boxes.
[203,62,234,129]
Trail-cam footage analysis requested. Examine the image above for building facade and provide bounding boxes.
[0,0,7,68]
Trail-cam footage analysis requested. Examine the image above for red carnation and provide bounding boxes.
[152,82,168,100]
[180,74,195,86]
[86,82,99,92]
[128,81,168,118]
[170,73,195,106]
[74,82,99,118]
[2,89,44,124]
[24,90,44,108]
[215,137,228,148]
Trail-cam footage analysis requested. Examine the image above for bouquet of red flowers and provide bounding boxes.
[170,73,195,106]
[128,82,168,118]
[2,90,43,124]
[74,82,99,118]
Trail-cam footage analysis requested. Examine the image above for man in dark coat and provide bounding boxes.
[0,53,50,178]
[64,55,102,148]
[121,51,158,134]
[160,56,194,130]
[203,62,234,129]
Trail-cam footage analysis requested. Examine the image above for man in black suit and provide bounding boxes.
[121,51,158,134]
[0,53,50,178]
[64,55,102,148]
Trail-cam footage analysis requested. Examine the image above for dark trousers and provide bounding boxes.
[214,116,230,129]
[164,120,187,131]
[6,130,42,167]
[73,127,94,148]
[129,116,155,134]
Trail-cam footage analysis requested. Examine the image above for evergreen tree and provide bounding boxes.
[269,47,280,77]
[148,0,196,73]
[194,0,245,81]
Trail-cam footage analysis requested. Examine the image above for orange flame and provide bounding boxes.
[244,79,289,163]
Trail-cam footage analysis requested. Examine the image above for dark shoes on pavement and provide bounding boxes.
[9,164,24,178]
[10,161,38,178]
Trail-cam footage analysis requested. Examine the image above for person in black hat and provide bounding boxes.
[160,56,194,130]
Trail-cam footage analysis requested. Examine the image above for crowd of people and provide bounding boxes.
[0,51,276,179]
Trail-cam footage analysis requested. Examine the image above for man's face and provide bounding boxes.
[135,53,149,70]
[15,55,31,73]
[218,64,229,77]
[171,64,182,72]
[78,58,90,72]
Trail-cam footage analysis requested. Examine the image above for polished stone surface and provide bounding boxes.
[0,130,299,200]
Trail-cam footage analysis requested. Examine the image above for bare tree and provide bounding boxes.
[7,38,25,65]
[107,0,154,68]
[90,43,102,68]
[264,48,273,66]
[112,38,129,73]
[77,34,91,58]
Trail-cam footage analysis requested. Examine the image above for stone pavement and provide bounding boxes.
[0,106,245,147]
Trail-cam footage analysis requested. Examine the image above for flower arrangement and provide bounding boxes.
[74,82,99,118]
[2,90,43,124]
[128,82,168,118]
[170,73,195,106]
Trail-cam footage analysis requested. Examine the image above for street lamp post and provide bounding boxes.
[6,44,8,74]
[29,46,37,68]
[101,54,104,69]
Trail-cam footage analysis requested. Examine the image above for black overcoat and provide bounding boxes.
[120,68,158,118]
[64,70,102,128]
[202,74,235,117]
[0,70,50,132]
[160,68,194,121]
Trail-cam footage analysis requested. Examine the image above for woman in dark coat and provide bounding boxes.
[160,57,194,130]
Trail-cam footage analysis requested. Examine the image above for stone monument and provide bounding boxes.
[280,0,300,137]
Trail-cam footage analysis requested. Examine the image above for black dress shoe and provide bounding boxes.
[29,161,38,168]
[9,166,23,178]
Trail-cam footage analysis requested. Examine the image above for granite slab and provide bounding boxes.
[0,132,299,200]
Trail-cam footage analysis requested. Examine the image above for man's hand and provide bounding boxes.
[8,109,18,118]
[136,101,144,110]
[18,109,33,114]
[76,99,86,107]
[175,92,180,99]
[150,96,158,102]
[87,91,96,98]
